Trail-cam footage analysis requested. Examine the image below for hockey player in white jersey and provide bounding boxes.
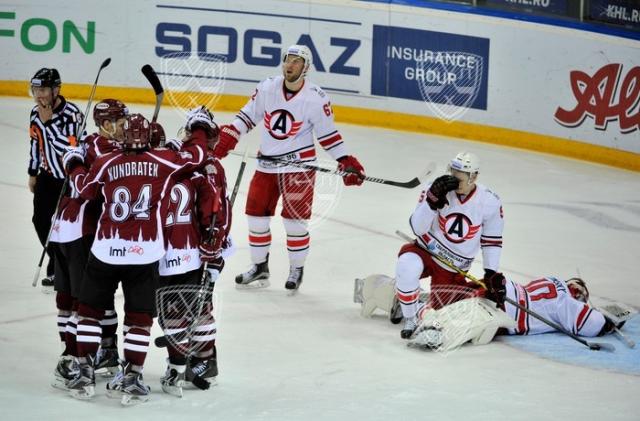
[355,275,627,351]
[213,45,365,291]
[395,152,504,339]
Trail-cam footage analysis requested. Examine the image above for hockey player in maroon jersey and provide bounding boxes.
[156,106,227,396]
[62,113,205,405]
[50,99,128,390]
[213,45,365,292]
[395,152,504,339]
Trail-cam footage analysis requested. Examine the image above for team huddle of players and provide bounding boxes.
[29,43,628,407]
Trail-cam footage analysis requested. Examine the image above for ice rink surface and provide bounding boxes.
[0,97,638,420]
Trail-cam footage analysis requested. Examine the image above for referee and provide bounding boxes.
[28,68,84,291]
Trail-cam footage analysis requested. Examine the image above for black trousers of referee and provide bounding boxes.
[32,171,65,277]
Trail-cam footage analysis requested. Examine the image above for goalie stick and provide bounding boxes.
[141,64,164,123]
[395,230,616,352]
[32,58,112,287]
[229,150,435,189]
[154,145,251,350]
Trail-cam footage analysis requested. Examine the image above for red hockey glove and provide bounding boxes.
[483,270,506,306]
[213,124,240,159]
[337,155,365,186]
[199,227,225,270]
[426,175,459,210]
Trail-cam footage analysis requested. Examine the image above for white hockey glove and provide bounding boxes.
[62,145,85,173]
[165,137,183,151]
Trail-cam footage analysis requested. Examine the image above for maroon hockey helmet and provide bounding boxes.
[566,278,589,303]
[93,99,129,128]
[122,113,151,150]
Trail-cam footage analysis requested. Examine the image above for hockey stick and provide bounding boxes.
[31,58,111,287]
[395,230,615,352]
[229,150,435,189]
[154,145,251,349]
[141,64,164,123]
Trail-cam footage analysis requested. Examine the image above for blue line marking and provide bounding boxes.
[157,4,362,26]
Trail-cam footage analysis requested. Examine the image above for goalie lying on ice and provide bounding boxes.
[353,274,634,351]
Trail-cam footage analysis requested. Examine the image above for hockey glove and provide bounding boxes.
[149,122,166,148]
[62,146,85,173]
[337,155,365,186]
[213,125,240,159]
[426,175,459,210]
[483,270,506,306]
[165,137,183,151]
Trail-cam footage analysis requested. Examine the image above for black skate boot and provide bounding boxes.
[68,356,96,400]
[400,317,418,339]
[120,362,151,406]
[52,355,78,391]
[105,362,125,399]
[284,266,303,293]
[95,345,119,377]
[389,297,403,325]
[161,359,186,398]
[41,275,55,294]
[235,255,270,289]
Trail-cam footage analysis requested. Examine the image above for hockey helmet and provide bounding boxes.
[449,151,480,174]
[93,99,129,128]
[122,113,150,150]
[30,68,61,88]
[185,105,219,141]
[282,44,312,77]
[149,121,166,148]
[566,277,589,303]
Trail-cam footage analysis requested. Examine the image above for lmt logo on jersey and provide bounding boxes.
[264,109,303,140]
[0,11,95,53]
[554,64,640,134]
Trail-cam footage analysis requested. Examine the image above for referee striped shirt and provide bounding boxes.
[28,95,85,179]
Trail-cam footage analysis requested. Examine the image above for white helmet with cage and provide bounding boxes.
[282,44,312,81]
[449,151,480,174]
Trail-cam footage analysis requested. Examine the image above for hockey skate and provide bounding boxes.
[400,317,418,339]
[68,358,96,400]
[51,355,78,391]
[285,266,303,295]
[407,325,444,350]
[160,361,186,398]
[187,357,218,384]
[235,257,270,289]
[105,366,125,399]
[389,297,403,325]
[120,363,151,406]
[94,346,119,377]
[41,275,54,294]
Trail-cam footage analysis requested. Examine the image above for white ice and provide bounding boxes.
[0,97,638,420]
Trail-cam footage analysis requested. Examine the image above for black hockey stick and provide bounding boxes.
[394,230,615,352]
[32,58,111,287]
[141,64,164,123]
[229,151,434,189]
[154,146,251,348]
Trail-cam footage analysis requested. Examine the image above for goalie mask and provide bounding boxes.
[122,113,150,150]
[566,278,589,303]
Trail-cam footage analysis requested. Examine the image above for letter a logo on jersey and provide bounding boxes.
[439,213,480,244]
[264,109,303,140]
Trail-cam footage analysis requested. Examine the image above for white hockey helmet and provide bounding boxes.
[449,151,480,174]
[283,44,312,78]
